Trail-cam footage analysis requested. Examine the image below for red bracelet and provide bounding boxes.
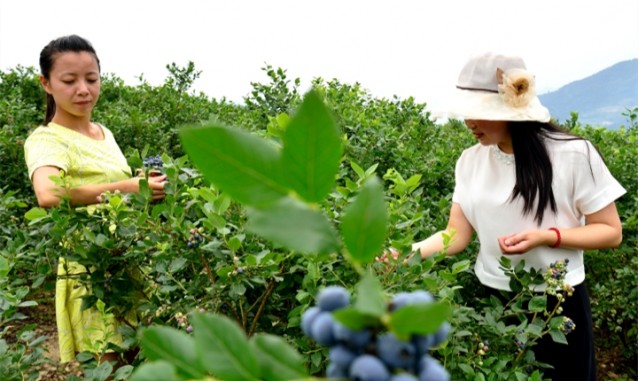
[548,227,561,248]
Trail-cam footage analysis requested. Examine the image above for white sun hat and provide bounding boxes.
[432,52,551,123]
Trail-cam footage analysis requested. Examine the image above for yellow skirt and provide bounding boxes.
[56,260,125,363]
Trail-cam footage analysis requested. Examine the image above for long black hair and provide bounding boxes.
[509,121,590,225]
[39,35,100,125]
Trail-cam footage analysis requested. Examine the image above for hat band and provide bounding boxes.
[456,85,498,93]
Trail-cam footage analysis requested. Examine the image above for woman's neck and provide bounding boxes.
[497,141,513,154]
[51,114,102,140]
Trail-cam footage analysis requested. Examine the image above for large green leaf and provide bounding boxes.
[138,326,205,380]
[340,176,388,264]
[246,196,340,254]
[250,334,308,381]
[191,312,261,381]
[179,124,287,206]
[281,90,342,202]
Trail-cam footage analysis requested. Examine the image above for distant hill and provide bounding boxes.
[539,59,638,129]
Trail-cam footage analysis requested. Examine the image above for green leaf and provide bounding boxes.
[0,256,8,277]
[180,124,287,206]
[549,329,568,344]
[191,312,260,381]
[451,259,471,274]
[528,295,547,312]
[138,178,152,199]
[332,307,382,331]
[388,301,452,338]
[84,361,113,381]
[168,257,188,273]
[281,90,342,203]
[24,207,47,221]
[246,197,340,254]
[250,334,308,380]
[113,365,134,381]
[350,161,365,179]
[129,361,179,381]
[138,326,204,379]
[354,273,387,317]
[340,177,388,265]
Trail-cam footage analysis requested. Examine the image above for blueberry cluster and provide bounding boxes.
[301,286,450,381]
[187,228,204,248]
[544,258,570,295]
[143,154,164,169]
[562,316,576,334]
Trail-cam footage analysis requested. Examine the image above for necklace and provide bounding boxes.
[491,145,515,165]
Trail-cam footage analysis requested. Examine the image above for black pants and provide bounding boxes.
[485,283,596,381]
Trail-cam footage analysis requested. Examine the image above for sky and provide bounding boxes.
[1,0,637,108]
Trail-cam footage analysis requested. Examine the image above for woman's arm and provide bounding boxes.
[498,202,623,254]
[412,202,475,259]
[31,166,166,208]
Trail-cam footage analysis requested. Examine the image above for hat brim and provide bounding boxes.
[430,89,551,123]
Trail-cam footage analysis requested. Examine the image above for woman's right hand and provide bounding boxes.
[144,174,167,201]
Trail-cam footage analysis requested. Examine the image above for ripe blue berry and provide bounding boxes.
[412,334,435,357]
[418,355,449,381]
[349,354,390,381]
[334,322,372,350]
[329,344,357,369]
[300,306,321,337]
[411,290,434,304]
[310,311,337,346]
[326,362,348,378]
[391,290,434,311]
[432,322,450,347]
[377,332,417,372]
[317,286,350,312]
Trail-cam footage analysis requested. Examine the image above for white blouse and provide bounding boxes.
[453,136,626,291]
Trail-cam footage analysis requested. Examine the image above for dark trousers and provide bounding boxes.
[485,283,596,381]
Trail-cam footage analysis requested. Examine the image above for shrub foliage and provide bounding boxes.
[1,63,636,380]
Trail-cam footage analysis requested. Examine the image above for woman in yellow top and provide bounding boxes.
[23,35,167,364]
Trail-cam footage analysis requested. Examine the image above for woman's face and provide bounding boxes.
[464,119,512,152]
[40,51,101,121]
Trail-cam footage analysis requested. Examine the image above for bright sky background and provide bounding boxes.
[1,0,637,108]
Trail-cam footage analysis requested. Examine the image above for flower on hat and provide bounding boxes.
[497,68,536,108]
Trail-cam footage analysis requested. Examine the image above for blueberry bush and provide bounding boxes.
[0,64,636,380]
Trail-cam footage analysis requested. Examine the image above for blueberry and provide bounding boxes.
[310,311,337,346]
[418,355,449,381]
[412,334,435,357]
[329,344,357,369]
[410,290,434,304]
[391,292,414,311]
[349,354,390,381]
[391,290,433,311]
[377,332,417,372]
[300,306,321,337]
[317,286,350,312]
[432,322,450,347]
[326,362,348,378]
[333,322,372,350]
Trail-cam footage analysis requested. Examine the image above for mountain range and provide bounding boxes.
[538,58,638,129]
